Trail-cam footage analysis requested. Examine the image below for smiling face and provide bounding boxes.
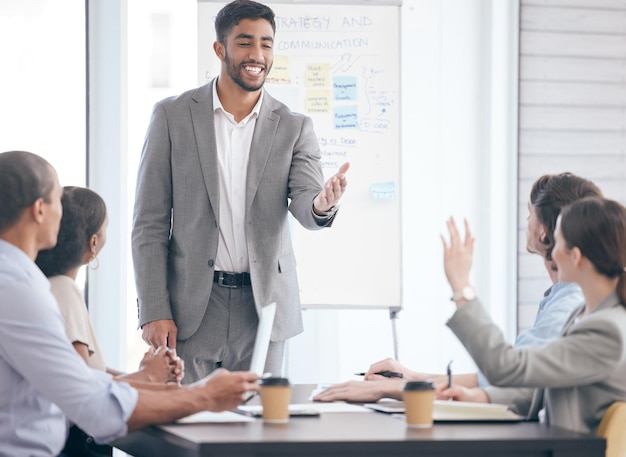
[216,18,274,92]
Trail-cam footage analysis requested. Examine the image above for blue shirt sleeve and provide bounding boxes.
[514,282,584,348]
[0,280,138,445]
[477,282,584,388]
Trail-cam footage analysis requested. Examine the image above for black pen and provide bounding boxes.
[354,371,404,378]
[446,360,453,389]
[241,391,257,404]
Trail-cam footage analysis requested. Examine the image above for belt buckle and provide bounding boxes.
[217,272,238,289]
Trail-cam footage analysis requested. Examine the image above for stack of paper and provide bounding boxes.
[176,411,255,424]
[237,402,372,416]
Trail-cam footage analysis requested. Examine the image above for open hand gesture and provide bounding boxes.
[313,162,350,214]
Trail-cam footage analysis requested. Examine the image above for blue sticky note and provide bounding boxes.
[333,76,358,101]
[334,105,358,130]
[370,181,397,199]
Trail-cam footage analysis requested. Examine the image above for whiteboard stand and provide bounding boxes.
[389,307,401,361]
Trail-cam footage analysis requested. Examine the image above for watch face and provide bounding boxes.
[462,286,476,301]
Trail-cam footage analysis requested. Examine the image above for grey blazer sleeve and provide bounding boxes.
[286,115,335,229]
[483,386,536,417]
[132,102,175,326]
[447,299,624,388]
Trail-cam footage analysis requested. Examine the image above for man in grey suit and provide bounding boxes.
[132,0,349,383]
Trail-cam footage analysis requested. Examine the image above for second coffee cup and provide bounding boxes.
[259,377,291,423]
[403,380,436,428]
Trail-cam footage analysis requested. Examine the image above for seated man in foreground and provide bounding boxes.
[0,150,259,456]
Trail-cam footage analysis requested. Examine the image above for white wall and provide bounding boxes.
[0,1,86,184]
[517,0,626,332]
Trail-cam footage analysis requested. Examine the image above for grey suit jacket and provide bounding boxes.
[448,291,626,433]
[132,80,334,341]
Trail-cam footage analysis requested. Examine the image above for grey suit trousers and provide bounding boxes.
[176,284,284,383]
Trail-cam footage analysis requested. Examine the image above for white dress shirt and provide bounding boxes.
[212,79,264,273]
[0,239,137,456]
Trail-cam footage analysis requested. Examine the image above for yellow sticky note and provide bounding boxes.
[267,55,291,84]
[305,63,330,88]
[306,90,331,114]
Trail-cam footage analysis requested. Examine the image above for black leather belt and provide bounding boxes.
[213,271,251,288]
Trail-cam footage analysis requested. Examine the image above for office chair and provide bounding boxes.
[597,401,626,457]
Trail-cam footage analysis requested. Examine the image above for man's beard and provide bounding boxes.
[224,51,271,92]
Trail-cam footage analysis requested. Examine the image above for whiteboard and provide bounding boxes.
[198,1,402,310]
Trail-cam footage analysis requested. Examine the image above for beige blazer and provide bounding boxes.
[448,291,626,433]
[132,80,334,341]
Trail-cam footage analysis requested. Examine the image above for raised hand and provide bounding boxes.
[441,217,475,293]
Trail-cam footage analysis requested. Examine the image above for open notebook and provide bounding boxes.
[364,399,523,422]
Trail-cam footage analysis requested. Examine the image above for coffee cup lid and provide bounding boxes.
[403,380,435,391]
[260,377,290,386]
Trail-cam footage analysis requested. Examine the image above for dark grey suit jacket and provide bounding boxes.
[448,291,626,434]
[132,80,334,341]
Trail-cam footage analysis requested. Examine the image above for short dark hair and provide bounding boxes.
[0,150,55,233]
[560,197,626,307]
[215,0,276,44]
[529,172,602,262]
[36,186,107,277]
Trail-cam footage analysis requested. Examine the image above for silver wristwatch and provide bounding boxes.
[450,286,476,302]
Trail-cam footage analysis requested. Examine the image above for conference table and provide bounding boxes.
[113,385,606,457]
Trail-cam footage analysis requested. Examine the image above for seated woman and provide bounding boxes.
[37,186,184,456]
[314,173,601,404]
[440,197,626,433]
[36,186,183,386]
